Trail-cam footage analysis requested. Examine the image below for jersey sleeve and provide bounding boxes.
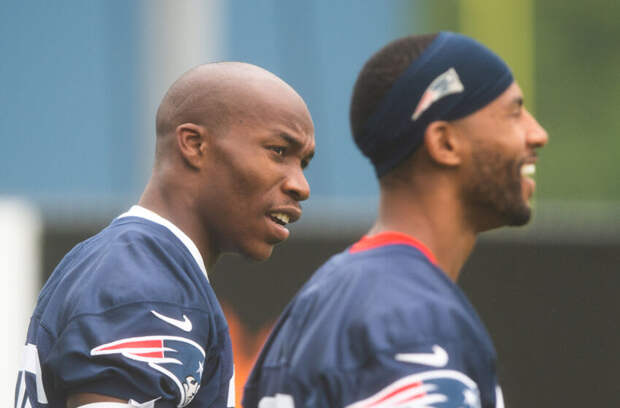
[336,301,496,408]
[44,301,220,408]
[341,341,483,408]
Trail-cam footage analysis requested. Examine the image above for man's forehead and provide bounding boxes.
[450,82,522,126]
[235,83,312,127]
[495,82,523,107]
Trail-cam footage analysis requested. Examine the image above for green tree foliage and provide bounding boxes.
[535,0,620,200]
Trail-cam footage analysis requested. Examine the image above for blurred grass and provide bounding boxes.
[535,0,620,201]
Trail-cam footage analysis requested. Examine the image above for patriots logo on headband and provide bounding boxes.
[412,67,464,121]
[91,335,206,407]
[346,370,481,408]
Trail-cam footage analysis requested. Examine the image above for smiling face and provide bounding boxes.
[198,78,315,261]
[452,82,548,231]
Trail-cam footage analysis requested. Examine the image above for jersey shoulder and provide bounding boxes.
[278,243,492,370]
[332,245,472,347]
[36,217,213,337]
[245,244,498,408]
[244,244,494,407]
[349,245,492,351]
[22,217,232,407]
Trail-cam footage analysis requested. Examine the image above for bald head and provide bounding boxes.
[155,62,309,157]
[141,62,315,265]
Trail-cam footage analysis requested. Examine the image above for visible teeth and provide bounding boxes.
[521,164,536,176]
[271,212,290,225]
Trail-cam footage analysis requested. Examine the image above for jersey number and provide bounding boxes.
[15,344,48,407]
[258,393,295,408]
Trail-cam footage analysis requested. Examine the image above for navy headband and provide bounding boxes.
[355,32,514,177]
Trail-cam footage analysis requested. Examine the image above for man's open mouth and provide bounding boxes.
[521,163,535,177]
[269,212,290,226]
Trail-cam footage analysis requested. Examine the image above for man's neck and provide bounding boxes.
[138,177,219,270]
[371,187,477,281]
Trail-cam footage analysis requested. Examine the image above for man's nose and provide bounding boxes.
[283,167,310,202]
[525,109,549,148]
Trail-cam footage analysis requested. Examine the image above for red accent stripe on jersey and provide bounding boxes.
[349,231,437,265]
[394,390,426,404]
[98,339,162,351]
[135,351,164,358]
[362,381,422,407]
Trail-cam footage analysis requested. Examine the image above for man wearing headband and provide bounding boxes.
[243,33,548,408]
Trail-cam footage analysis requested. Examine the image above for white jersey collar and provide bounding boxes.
[118,205,208,281]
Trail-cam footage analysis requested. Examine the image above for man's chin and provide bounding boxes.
[476,201,532,232]
[240,243,275,262]
[506,204,532,227]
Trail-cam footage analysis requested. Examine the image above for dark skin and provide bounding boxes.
[370,82,548,281]
[67,63,315,407]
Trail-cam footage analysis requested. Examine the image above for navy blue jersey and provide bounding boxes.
[15,206,234,408]
[244,232,504,408]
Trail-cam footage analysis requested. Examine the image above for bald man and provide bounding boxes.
[15,63,315,408]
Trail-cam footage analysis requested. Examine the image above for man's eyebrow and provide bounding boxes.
[276,132,302,147]
[278,132,313,153]
[277,132,315,164]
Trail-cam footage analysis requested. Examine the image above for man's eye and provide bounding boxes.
[270,146,286,155]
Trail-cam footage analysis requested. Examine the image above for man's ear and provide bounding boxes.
[176,123,207,169]
[423,120,463,167]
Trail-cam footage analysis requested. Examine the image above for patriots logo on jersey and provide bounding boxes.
[346,370,481,408]
[91,335,206,407]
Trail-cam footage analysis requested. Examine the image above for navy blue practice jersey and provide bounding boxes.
[244,231,504,408]
[15,206,234,408]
